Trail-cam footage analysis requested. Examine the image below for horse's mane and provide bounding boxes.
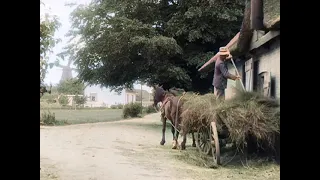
[168,87,185,96]
[153,86,185,99]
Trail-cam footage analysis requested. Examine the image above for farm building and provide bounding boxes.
[125,89,153,107]
[83,85,152,107]
[225,0,280,100]
[63,94,84,107]
[84,85,112,107]
[124,89,137,104]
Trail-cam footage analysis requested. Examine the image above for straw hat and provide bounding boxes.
[218,47,231,56]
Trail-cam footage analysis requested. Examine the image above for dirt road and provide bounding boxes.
[40,113,279,180]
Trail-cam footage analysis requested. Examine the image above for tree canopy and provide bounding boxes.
[64,0,245,93]
[40,1,61,84]
[57,78,85,95]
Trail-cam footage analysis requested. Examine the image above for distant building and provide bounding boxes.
[84,85,112,107]
[124,89,137,104]
[82,84,153,108]
[63,94,84,107]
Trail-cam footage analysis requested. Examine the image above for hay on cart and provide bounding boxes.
[213,91,280,149]
[180,91,280,150]
[180,93,217,134]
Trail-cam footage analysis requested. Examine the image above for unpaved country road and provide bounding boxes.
[40,113,279,180]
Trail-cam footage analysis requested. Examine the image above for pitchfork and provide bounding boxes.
[230,58,246,92]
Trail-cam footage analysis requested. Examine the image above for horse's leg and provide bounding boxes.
[191,132,196,147]
[160,116,166,145]
[180,133,187,150]
[171,124,175,141]
[172,119,180,149]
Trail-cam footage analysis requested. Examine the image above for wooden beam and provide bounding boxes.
[198,32,240,72]
[249,31,280,51]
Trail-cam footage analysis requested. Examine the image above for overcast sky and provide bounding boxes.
[41,0,152,93]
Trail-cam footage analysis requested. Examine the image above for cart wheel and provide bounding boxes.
[196,125,212,155]
[210,121,221,165]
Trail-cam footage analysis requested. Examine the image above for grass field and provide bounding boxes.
[40,109,123,125]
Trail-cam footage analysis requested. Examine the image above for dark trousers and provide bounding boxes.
[214,87,225,103]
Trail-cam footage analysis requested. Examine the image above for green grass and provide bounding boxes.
[40,109,123,125]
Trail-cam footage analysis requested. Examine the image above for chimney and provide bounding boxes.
[251,0,264,30]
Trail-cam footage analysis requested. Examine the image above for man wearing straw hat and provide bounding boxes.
[213,47,240,102]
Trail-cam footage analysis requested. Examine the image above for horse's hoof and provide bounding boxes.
[192,143,196,147]
[181,145,186,150]
[160,140,165,145]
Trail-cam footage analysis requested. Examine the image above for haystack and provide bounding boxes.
[212,91,280,149]
[180,93,217,134]
[180,91,280,151]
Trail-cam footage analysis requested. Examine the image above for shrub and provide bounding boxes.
[74,95,87,107]
[41,111,57,125]
[144,105,157,114]
[110,104,124,109]
[110,105,117,109]
[123,103,143,118]
[58,95,69,106]
[40,110,68,126]
[116,104,124,109]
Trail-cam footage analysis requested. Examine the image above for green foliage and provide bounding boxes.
[74,95,87,106]
[46,95,57,104]
[117,104,124,109]
[110,104,124,109]
[110,105,117,109]
[144,105,157,114]
[57,78,85,94]
[40,2,61,83]
[58,95,69,106]
[41,110,68,126]
[123,103,143,118]
[64,0,245,92]
[41,111,57,125]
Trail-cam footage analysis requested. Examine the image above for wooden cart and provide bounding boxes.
[195,120,225,166]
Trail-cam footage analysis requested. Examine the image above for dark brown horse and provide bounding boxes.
[153,86,196,150]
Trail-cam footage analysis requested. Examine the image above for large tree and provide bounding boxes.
[40,1,60,84]
[64,0,245,93]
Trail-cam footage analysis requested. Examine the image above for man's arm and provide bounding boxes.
[219,63,237,80]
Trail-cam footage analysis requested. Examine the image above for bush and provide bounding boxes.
[116,104,124,109]
[110,105,117,109]
[40,110,68,126]
[74,95,87,107]
[123,103,143,118]
[110,104,124,109]
[58,95,69,106]
[41,111,57,125]
[144,105,157,114]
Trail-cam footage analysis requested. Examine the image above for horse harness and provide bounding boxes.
[159,92,187,134]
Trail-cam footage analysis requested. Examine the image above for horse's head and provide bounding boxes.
[152,85,165,110]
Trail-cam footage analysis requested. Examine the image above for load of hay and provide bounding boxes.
[213,91,280,149]
[180,91,280,151]
[180,93,217,134]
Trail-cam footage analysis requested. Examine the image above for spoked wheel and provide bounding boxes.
[210,121,221,165]
[196,125,212,155]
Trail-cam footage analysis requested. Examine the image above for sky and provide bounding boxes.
[41,0,153,94]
